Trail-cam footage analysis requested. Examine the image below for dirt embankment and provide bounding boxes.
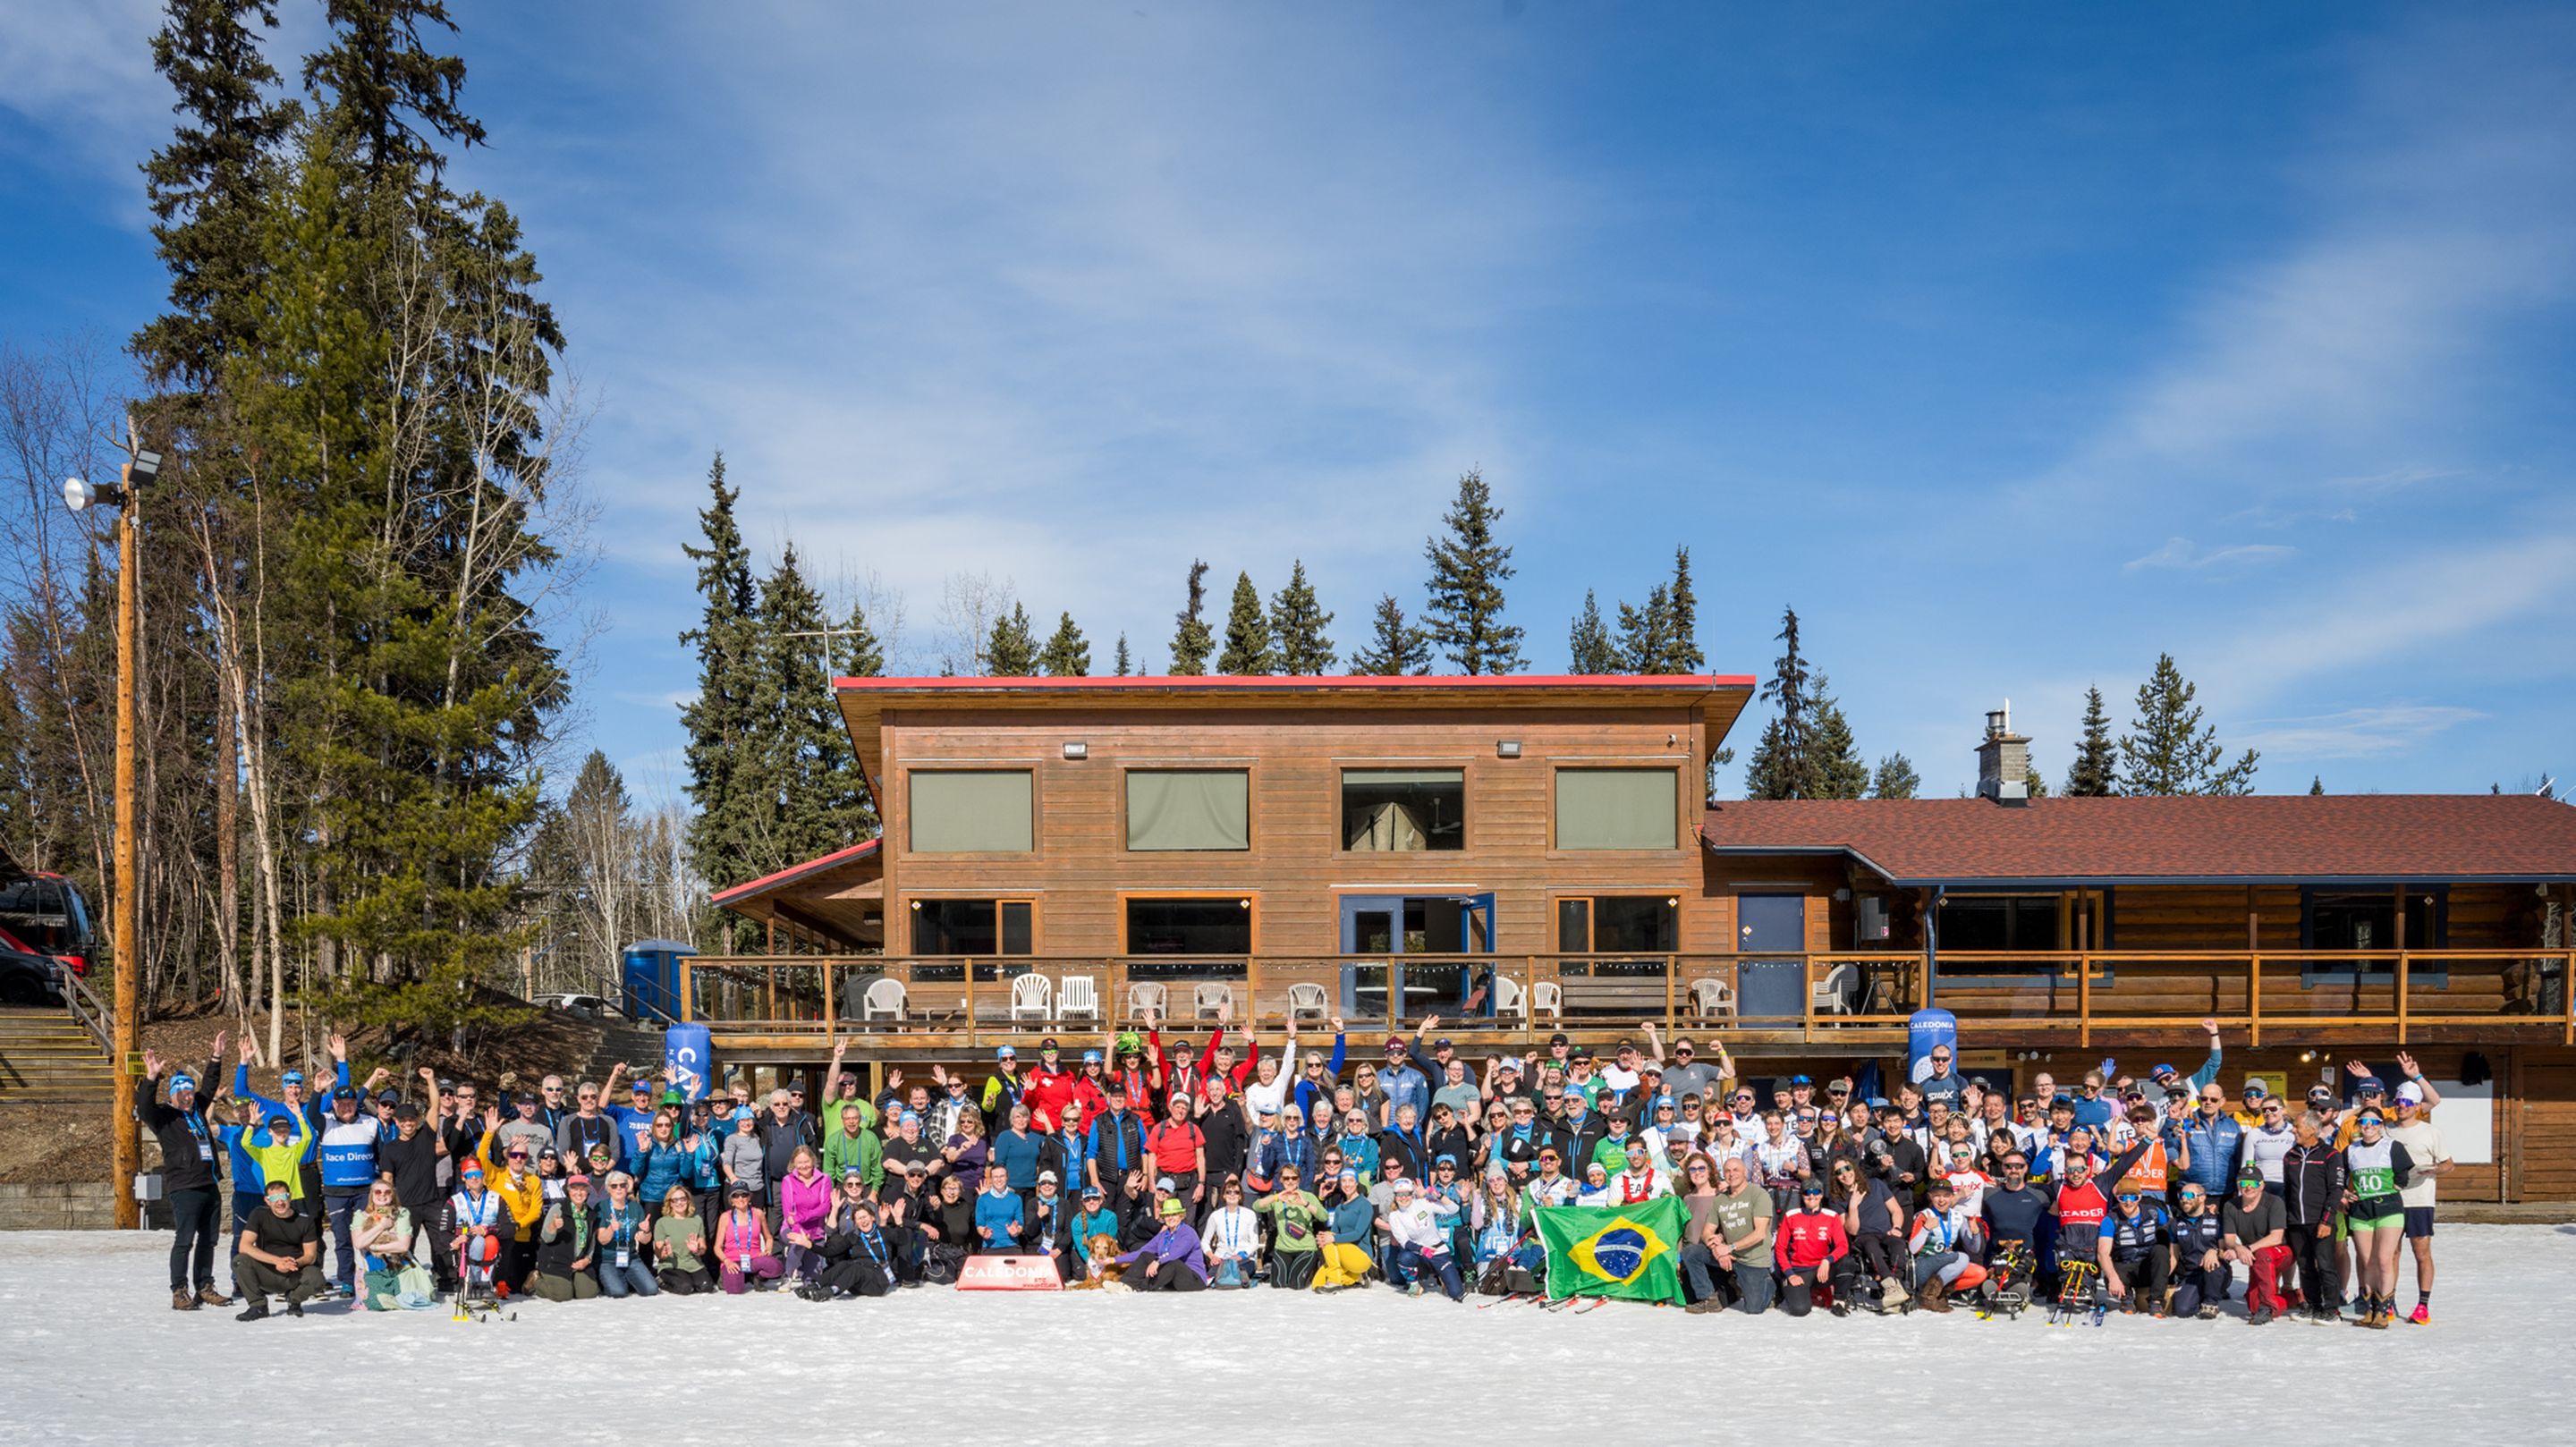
[0,1004,607,1185]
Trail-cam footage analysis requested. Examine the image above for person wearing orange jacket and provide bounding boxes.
[479,1125,547,1292]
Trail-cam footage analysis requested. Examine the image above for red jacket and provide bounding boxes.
[1021,1067,1078,1131]
[1777,1206,1851,1273]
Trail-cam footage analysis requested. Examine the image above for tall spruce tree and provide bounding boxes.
[1217,571,1275,675]
[2063,686,2118,797]
[135,0,301,394]
[1871,753,1920,800]
[1809,678,1870,800]
[680,454,762,890]
[1615,585,1670,673]
[1267,561,1336,674]
[752,544,852,871]
[1038,612,1091,677]
[1168,560,1214,674]
[1420,469,1525,674]
[1349,595,1432,675]
[985,602,1038,676]
[833,597,885,681]
[2309,775,2326,796]
[301,0,483,189]
[1657,547,1704,673]
[1742,605,1818,800]
[1569,590,1620,673]
[1113,634,1132,676]
[2117,653,2259,796]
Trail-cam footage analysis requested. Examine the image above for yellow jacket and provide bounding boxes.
[478,1135,547,1240]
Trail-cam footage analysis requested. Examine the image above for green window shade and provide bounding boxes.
[909,770,1033,853]
[1126,770,1250,851]
[1555,768,1677,850]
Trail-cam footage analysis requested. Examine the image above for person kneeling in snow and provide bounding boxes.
[1118,1197,1209,1291]
[1377,1177,1464,1300]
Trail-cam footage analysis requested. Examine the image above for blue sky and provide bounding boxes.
[4,3,2572,804]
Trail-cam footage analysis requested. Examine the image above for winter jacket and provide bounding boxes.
[1776,1206,1850,1274]
[2168,1111,2244,1197]
[136,1065,223,1192]
[991,1129,1046,1189]
[974,1188,1025,1248]
[777,1170,833,1242]
[242,1113,316,1202]
[1087,1111,1150,1187]
[1069,1207,1120,1265]
[2280,1141,2346,1226]
[535,1199,596,1276]
[2101,1205,2169,1263]
[1256,1189,1328,1254]
[821,1129,881,1193]
[1116,1221,1208,1282]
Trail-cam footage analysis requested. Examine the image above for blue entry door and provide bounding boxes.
[1736,894,1807,1021]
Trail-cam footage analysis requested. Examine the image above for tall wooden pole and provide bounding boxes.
[111,476,141,1229]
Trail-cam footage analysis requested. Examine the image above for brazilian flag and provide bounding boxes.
[1530,1197,1685,1305]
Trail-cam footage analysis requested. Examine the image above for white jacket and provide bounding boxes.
[1380,1197,1457,1252]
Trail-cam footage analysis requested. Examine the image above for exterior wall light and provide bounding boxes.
[1497,740,1521,757]
[1063,741,1088,759]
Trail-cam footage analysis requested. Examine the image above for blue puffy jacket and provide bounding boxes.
[2167,1111,2244,1196]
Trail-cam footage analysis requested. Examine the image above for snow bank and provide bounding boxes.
[3,1224,2568,1444]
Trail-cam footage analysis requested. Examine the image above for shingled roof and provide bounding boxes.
[1697,794,2576,884]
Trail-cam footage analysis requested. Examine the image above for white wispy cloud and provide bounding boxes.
[2122,537,2296,571]
[2239,705,2487,760]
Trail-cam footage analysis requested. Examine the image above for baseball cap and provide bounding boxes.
[629,1079,652,1092]
[2236,1169,2265,1189]
[1435,1154,1457,1167]
[1082,1050,1102,1064]
[1433,1037,1453,1051]
[1800,1178,1827,1196]
[167,1073,197,1093]
[2356,1076,2386,1094]
[1156,1175,1177,1192]
[1391,1177,1417,1194]
[1547,1032,1569,1046]
[2241,1079,2267,1097]
[458,1157,484,1177]
[1082,1184,1104,1198]
[1038,1170,1059,1184]
[279,1070,305,1087]
[729,1181,752,1197]
[996,1045,1017,1059]
[1039,1037,1059,1050]
[1789,1074,1812,1086]
[2394,1082,2425,1104]
[564,1173,590,1189]
[394,1101,421,1121]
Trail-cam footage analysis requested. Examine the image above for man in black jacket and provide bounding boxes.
[139,1039,228,1310]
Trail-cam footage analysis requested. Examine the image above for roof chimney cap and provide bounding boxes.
[1976,701,2032,805]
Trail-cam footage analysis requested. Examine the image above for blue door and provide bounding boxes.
[1735,895,1805,1021]
[1338,893,1495,1020]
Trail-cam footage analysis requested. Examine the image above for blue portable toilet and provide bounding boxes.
[621,939,698,1024]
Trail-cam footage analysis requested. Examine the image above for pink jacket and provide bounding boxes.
[778,1169,832,1240]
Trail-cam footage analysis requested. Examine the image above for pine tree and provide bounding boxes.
[833,598,885,680]
[1871,753,1920,800]
[1809,678,1870,800]
[2309,775,2325,796]
[680,454,761,889]
[2116,653,2259,796]
[1569,590,1620,674]
[1217,571,1275,675]
[985,602,1038,676]
[1168,561,1214,675]
[1615,585,1670,673]
[2063,685,2117,797]
[1349,595,1432,676]
[1657,547,1705,673]
[301,0,484,190]
[1114,634,1133,677]
[1038,612,1091,677]
[752,543,854,871]
[1420,469,1525,674]
[1742,605,1818,800]
[1267,561,1336,674]
[134,0,301,393]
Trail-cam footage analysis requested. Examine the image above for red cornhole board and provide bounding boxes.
[955,1255,1063,1291]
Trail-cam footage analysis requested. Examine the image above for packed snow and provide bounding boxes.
[4,1225,2571,1444]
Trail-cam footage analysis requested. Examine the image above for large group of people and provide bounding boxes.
[134,1010,2453,1327]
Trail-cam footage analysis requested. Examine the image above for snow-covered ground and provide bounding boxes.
[5,1225,2571,1444]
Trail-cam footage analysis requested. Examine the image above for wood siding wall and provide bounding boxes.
[880,701,1715,955]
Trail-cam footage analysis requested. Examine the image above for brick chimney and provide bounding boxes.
[1976,701,2031,806]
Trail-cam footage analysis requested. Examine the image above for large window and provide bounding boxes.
[1125,897,1252,955]
[1342,768,1464,851]
[908,770,1033,853]
[2304,889,2445,987]
[910,899,1034,955]
[1557,896,1679,953]
[1936,895,2060,952]
[1555,767,1678,850]
[1125,770,1250,851]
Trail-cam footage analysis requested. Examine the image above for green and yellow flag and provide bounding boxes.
[1530,1196,1686,1304]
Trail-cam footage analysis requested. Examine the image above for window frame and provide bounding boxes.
[1336,765,1470,856]
[1119,766,1255,854]
[903,895,1041,958]
[1549,765,1682,852]
[1552,893,1681,954]
[1116,891,1260,960]
[1931,891,2087,989]
[903,766,1038,857]
[2300,885,2448,988]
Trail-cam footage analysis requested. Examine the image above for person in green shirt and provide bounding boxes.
[1255,1162,1329,1289]
[821,1103,882,1193]
[652,1186,714,1294]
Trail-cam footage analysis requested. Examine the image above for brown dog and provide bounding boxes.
[1064,1235,1131,1292]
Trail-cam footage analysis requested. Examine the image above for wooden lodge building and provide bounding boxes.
[695,673,2576,1202]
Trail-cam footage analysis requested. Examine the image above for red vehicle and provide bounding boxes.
[0,850,97,989]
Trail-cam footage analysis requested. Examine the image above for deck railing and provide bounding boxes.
[678,948,2576,1046]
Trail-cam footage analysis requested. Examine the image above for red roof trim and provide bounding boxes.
[708,838,880,907]
[835,673,1755,692]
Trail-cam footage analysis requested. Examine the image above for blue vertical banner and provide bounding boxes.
[1907,1009,1958,1087]
[664,1023,713,1101]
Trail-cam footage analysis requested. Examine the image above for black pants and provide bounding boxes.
[2110,1251,2170,1308]
[821,1254,894,1297]
[658,1265,716,1295]
[237,1257,324,1305]
[167,1187,221,1291]
[1272,1250,1318,1290]
[1853,1233,1905,1282]
[322,1189,362,1290]
[2287,1223,2337,1306]
[1778,1257,1859,1316]
[1140,1263,1207,1291]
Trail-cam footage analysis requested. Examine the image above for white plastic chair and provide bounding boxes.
[1058,974,1100,1021]
[1811,963,1854,1016]
[860,977,907,1023]
[1192,982,1234,1020]
[1128,981,1168,1019]
[1286,982,1328,1021]
[1494,974,1527,1021]
[1690,977,1735,1019]
[1530,981,1562,1019]
[1009,971,1053,1021]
